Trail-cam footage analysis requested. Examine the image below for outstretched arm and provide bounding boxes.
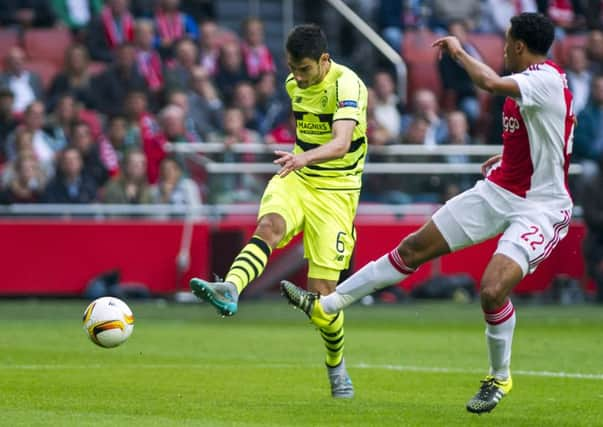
[432,36,520,98]
[274,119,356,177]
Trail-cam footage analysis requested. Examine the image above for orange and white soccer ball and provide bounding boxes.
[82,297,135,348]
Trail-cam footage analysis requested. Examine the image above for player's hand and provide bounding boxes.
[274,150,308,178]
[481,154,502,176]
[432,36,464,61]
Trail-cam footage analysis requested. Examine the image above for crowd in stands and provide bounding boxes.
[0,0,602,207]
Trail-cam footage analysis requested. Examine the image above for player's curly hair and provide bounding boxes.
[286,24,328,61]
[510,13,555,56]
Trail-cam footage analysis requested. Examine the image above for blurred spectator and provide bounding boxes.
[102,148,152,203]
[130,0,155,17]
[232,81,263,133]
[123,89,160,159]
[134,19,164,93]
[150,156,201,205]
[87,0,135,62]
[69,121,110,187]
[90,43,147,116]
[0,47,44,114]
[265,109,295,144]
[438,21,480,127]
[443,110,474,191]
[103,114,132,162]
[143,104,194,183]
[47,44,94,111]
[198,19,220,76]
[47,94,77,150]
[0,89,17,159]
[372,70,402,144]
[546,0,577,34]
[2,127,51,185]
[582,154,603,303]
[51,0,103,37]
[586,30,603,75]
[566,46,592,115]
[207,107,264,203]
[0,153,46,204]
[164,38,198,91]
[366,88,394,147]
[255,72,285,136]
[378,0,404,51]
[187,66,223,139]
[240,17,276,80]
[166,89,203,142]
[157,104,195,143]
[583,0,603,30]
[0,0,56,28]
[214,41,250,104]
[428,0,481,32]
[574,75,603,165]
[401,89,448,146]
[153,0,199,59]
[7,101,57,173]
[400,116,444,202]
[480,0,537,34]
[43,147,97,203]
[180,0,215,22]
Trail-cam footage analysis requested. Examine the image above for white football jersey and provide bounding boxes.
[487,60,575,203]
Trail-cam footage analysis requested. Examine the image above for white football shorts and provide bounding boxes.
[432,179,572,276]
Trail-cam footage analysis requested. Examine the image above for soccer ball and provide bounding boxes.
[82,297,134,348]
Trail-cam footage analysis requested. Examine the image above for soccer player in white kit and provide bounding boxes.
[282,13,575,414]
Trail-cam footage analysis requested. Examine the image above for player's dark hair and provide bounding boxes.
[509,13,555,56]
[286,24,327,61]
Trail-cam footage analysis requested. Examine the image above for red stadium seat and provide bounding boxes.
[23,60,59,90]
[23,28,72,67]
[469,34,505,73]
[406,60,443,102]
[402,30,440,63]
[0,29,20,60]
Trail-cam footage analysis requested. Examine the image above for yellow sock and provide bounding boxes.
[311,303,345,368]
[225,236,272,294]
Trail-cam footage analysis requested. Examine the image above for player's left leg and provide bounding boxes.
[466,252,522,414]
[307,275,354,398]
[284,187,357,398]
[468,206,572,414]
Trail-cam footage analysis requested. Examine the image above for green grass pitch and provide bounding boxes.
[1,299,602,426]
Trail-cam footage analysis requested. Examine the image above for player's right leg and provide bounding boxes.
[191,174,304,316]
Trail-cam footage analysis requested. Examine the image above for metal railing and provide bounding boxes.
[0,202,439,219]
[166,142,584,175]
[324,0,408,104]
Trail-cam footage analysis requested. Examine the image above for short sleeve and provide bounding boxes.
[285,74,296,98]
[333,73,361,122]
[505,67,560,109]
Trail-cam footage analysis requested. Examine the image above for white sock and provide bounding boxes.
[321,249,415,314]
[484,300,516,381]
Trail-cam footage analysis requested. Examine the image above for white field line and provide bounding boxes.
[1,362,603,380]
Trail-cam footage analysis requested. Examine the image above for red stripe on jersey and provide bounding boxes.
[487,97,533,197]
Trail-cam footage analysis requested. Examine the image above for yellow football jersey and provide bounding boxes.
[285,61,368,190]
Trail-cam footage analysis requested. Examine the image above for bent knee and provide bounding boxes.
[397,232,428,268]
[480,280,507,309]
[256,214,286,248]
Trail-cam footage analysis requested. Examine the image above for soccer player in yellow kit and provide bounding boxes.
[190,23,368,398]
